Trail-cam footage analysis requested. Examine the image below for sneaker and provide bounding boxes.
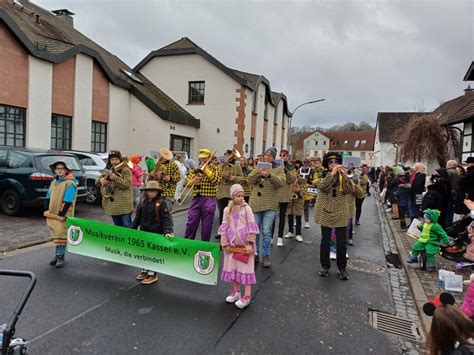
[330,251,336,260]
[136,271,148,281]
[338,269,349,280]
[318,268,329,277]
[355,220,360,226]
[407,255,418,264]
[426,264,436,272]
[304,222,310,229]
[141,274,158,285]
[348,239,353,246]
[284,232,295,239]
[235,296,251,309]
[226,291,241,303]
[262,256,271,268]
[55,256,64,268]
[386,208,392,213]
[295,235,304,242]
[49,256,57,266]
[277,237,284,247]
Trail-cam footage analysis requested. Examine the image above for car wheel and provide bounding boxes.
[1,189,23,216]
[86,183,101,205]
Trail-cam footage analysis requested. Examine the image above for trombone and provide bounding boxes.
[177,150,216,205]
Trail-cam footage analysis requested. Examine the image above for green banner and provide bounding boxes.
[65,217,220,285]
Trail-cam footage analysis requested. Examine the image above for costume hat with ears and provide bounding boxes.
[423,293,456,316]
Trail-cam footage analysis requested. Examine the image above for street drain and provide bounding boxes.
[385,253,402,269]
[347,259,386,274]
[368,309,424,342]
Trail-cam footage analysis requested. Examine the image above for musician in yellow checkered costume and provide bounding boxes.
[184,149,222,241]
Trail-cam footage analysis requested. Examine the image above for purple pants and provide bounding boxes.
[184,196,217,242]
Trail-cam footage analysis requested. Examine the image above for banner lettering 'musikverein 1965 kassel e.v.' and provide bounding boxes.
[66,217,221,285]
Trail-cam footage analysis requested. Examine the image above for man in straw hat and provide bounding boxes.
[184,148,222,242]
[148,147,180,212]
[44,160,78,268]
[132,180,174,285]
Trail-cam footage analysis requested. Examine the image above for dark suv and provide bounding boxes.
[0,147,87,216]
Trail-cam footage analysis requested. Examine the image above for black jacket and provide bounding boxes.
[456,166,474,215]
[410,173,426,196]
[132,197,173,235]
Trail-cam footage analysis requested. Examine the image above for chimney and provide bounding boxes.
[464,85,473,96]
[51,9,75,27]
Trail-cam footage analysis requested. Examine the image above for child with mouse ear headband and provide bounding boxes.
[424,292,474,355]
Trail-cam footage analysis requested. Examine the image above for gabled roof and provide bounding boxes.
[463,61,474,81]
[432,90,474,125]
[0,1,199,128]
[376,112,425,143]
[323,130,375,151]
[134,37,292,116]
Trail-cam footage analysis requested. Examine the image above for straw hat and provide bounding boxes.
[159,148,173,161]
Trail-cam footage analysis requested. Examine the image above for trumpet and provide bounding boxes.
[221,148,241,171]
[177,150,216,205]
[291,178,306,200]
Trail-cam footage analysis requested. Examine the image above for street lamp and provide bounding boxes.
[288,99,325,154]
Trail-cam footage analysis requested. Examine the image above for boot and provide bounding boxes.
[55,256,65,268]
[426,262,436,272]
[407,255,418,264]
[49,256,57,266]
[262,256,271,268]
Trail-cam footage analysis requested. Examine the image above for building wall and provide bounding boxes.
[108,84,130,152]
[51,56,75,117]
[242,88,253,156]
[303,132,329,157]
[128,95,198,158]
[92,62,109,123]
[26,56,52,148]
[72,54,93,151]
[139,54,240,155]
[254,83,266,156]
[0,23,28,108]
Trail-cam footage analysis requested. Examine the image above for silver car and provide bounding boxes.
[63,151,107,205]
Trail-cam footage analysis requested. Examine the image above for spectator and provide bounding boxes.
[421,169,450,228]
[456,157,474,216]
[408,162,427,220]
[446,160,460,228]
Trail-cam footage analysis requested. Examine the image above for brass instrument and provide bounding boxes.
[221,148,241,183]
[100,156,133,202]
[177,150,216,205]
[148,157,165,183]
[291,178,306,200]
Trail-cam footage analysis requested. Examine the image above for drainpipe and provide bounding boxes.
[393,143,399,165]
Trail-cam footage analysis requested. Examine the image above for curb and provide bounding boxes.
[380,201,432,334]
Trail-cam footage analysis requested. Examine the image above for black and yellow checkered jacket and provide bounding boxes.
[248,165,285,212]
[156,160,181,197]
[314,173,355,228]
[185,164,222,198]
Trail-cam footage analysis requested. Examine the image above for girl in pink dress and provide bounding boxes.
[218,184,259,309]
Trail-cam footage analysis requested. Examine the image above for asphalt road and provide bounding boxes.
[0,196,401,354]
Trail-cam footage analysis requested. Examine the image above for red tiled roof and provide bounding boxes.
[323,130,375,151]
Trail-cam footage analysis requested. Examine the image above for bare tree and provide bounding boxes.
[399,114,460,167]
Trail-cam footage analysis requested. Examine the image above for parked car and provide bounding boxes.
[0,147,87,216]
[63,151,107,205]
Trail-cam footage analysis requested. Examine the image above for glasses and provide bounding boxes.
[280,154,287,157]
[329,160,338,164]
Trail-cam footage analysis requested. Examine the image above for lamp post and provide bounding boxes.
[288,99,325,155]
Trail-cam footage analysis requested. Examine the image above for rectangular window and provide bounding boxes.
[361,139,367,145]
[91,121,107,153]
[360,152,366,160]
[323,141,326,146]
[0,104,26,147]
[51,114,72,150]
[188,81,205,104]
[170,134,191,157]
[354,140,360,147]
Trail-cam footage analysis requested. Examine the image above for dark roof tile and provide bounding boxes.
[376,112,426,143]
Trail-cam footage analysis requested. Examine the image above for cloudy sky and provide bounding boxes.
[36,0,474,128]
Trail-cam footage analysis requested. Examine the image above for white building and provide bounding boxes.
[134,37,292,158]
[0,2,291,161]
[303,131,330,158]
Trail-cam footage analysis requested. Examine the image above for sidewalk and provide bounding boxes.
[0,196,191,253]
[379,198,470,332]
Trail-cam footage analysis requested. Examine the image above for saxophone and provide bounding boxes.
[291,178,306,200]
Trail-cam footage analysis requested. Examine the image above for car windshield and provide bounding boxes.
[35,155,83,172]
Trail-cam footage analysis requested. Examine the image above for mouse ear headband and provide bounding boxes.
[423,293,455,316]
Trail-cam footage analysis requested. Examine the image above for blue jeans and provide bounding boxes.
[407,197,417,219]
[112,213,132,228]
[254,210,277,257]
[55,245,66,257]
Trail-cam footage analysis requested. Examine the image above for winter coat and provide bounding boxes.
[410,172,426,196]
[394,183,411,208]
[248,163,285,212]
[132,196,173,235]
[417,209,449,247]
[278,164,298,203]
[456,166,474,215]
[131,164,144,187]
[314,173,355,228]
[447,167,460,201]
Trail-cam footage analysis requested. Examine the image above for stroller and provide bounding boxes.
[1,270,36,355]
[441,216,473,262]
